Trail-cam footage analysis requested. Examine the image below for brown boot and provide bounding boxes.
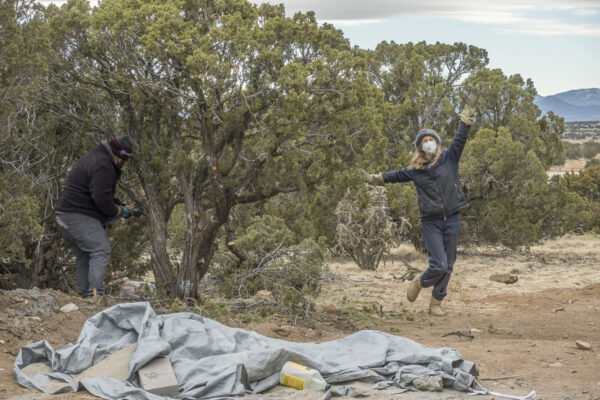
[86,288,106,306]
[429,297,446,317]
[407,275,422,302]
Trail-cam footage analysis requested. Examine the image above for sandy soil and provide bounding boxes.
[1,234,599,400]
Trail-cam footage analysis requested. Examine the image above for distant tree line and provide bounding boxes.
[1,0,598,299]
[555,141,600,165]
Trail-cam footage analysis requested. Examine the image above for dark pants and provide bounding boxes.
[420,213,461,301]
[56,212,111,297]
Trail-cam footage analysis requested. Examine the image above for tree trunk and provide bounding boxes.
[144,186,176,294]
[176,214,221,299]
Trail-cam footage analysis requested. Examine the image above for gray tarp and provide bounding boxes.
[14,302,478,399]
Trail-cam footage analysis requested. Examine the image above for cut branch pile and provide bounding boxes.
[335,186,410,270]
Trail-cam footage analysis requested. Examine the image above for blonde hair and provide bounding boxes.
[409,146,441,170]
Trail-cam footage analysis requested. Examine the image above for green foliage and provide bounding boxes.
[42,0,379,298]
[167,297,228,318]
[540,176,591,238]
[197,299,228,320]
[214,215,327,317]
[103,213,152,293]
[166,203,187,250]
[367,41,488,144]
[0,0,151,291]
[563,121,600,141]
[234,215,296,254]
[0,0,81,289]
[564,165,600,202]
[563,166,600,232]
[585,158,600,168]
[463,70,563,168]
[582,141,600,159]
[460,127,589,247]
[461,128,545,247]
[470,68,540,129]
[263,193,316,242]
[1,0,595,299]
[0,178,43,270]
[169,297,187,313]
[560,141,583,162]
[362,41,489,250]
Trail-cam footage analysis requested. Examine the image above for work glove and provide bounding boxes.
[118,205,133,219]
[461,92,479,126]
[360,169,385,186]
[102,216,118,229]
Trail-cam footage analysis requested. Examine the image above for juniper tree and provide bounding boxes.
[0,0,150,290]
[45,0,379,298]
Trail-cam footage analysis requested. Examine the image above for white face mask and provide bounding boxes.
[422,141,437,154]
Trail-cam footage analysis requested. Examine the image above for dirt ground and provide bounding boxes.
[1,234,599,400]
[547,159,590,177]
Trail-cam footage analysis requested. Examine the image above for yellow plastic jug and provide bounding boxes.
[279,361,328,391]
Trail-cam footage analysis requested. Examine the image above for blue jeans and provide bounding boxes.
[56,212,111,297]
[420,213,461,301]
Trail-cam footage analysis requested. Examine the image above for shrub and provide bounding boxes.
[335,185,407,270]
[563,142,583,160]
[213,215,327,318]
[460,127,590,247]
[585,158,600,168]
[563,165,600,233]
[582,141,600,159]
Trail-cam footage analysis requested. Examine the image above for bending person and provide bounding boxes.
[55,135,135,299]
[363,94,478,316]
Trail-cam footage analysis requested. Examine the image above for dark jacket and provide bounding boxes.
[382,121,471,220]
[56,143,121,222]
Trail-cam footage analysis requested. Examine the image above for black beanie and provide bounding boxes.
[108,135,134,160]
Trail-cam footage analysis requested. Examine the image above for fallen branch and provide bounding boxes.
[480,374,529,381]
[397,256,422,271]
[441,330,474,340]
[395,259,424,281]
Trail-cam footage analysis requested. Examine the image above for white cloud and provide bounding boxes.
[503,21,600,37]
[322,19,382,27]
[260,0,600,19]
[432,10,600,37]
[38,0,600,38]
[260,0,600,38]
[571,8,600,16]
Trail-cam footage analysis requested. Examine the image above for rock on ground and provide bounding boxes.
[413,376,444,392]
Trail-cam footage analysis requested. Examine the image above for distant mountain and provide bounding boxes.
[554,88,600,107]
[534,88,600,122]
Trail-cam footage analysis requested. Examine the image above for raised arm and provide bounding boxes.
[447,121,471,162]
[448,93,478,162]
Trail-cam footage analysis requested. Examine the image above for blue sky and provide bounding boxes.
[259,0,600,96]
[40,0,600,96]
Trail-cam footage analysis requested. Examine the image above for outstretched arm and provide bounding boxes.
[360,168,412,185]
[360,169,385,185]
[382,168,412,183]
